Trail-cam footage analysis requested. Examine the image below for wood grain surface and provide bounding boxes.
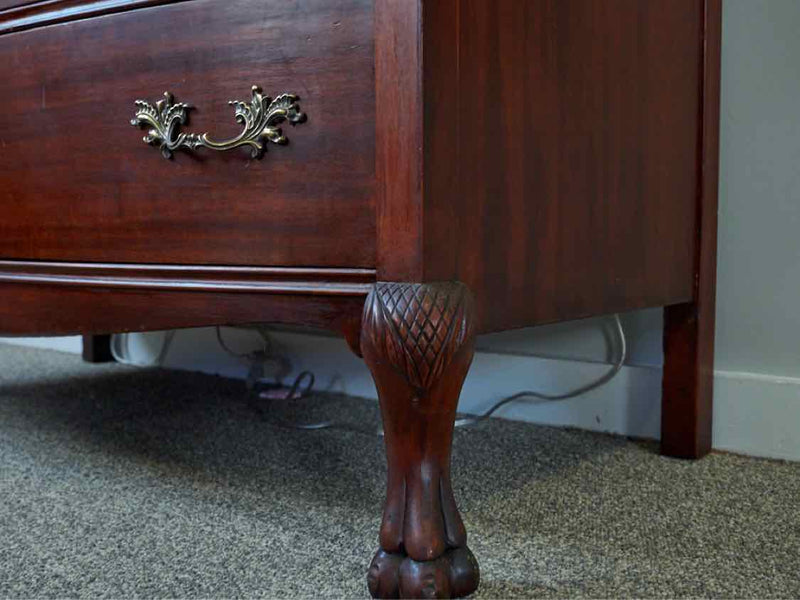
[0,0,375,268]
[374,0,423,281]
[661,0,722,459]
[361,282,480,598]
[409,0,705,331]
[0,282,364,337]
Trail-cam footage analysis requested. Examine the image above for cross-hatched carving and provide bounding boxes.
[362,282,475,392]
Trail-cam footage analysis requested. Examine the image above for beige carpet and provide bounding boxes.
[0,345,798,598]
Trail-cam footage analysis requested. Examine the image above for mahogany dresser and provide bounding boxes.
[0,0,721,597]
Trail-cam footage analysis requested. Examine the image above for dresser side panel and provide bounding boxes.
[422,0,703,332]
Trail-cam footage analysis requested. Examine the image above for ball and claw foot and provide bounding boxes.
[368,547,479,599]
[361,282,480,599]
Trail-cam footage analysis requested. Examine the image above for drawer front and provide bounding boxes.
[0,0,375,267]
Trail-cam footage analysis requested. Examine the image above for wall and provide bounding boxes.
[3,0,800,460]
[715,0,800,377]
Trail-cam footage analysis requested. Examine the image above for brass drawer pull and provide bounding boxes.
[131,85,306,160]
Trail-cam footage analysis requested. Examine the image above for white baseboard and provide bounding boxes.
[248,329,665,439]
[1,331,798,461]
[712,371,800,462]
[241,330,800,462]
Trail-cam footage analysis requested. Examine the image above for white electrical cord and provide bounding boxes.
[215,325,271,360]
[454,313,627,427]
[111,316,628,436]
[248,314,628,435]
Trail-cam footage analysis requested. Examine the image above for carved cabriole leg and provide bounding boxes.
[361,282,479,599]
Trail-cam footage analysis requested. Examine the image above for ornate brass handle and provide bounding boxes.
[130,85,306,159]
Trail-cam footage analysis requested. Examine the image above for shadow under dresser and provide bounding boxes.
[0,0,722,597]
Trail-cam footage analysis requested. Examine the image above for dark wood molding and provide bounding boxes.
[661,0,722,460]
[0,283,366,337]
[0,0,194,34]
[0,261,375,296]
[360,281,479,599]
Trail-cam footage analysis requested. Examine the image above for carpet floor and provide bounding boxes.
[0,345,798,598]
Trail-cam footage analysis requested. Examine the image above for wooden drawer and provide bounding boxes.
[0,0,375,267]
